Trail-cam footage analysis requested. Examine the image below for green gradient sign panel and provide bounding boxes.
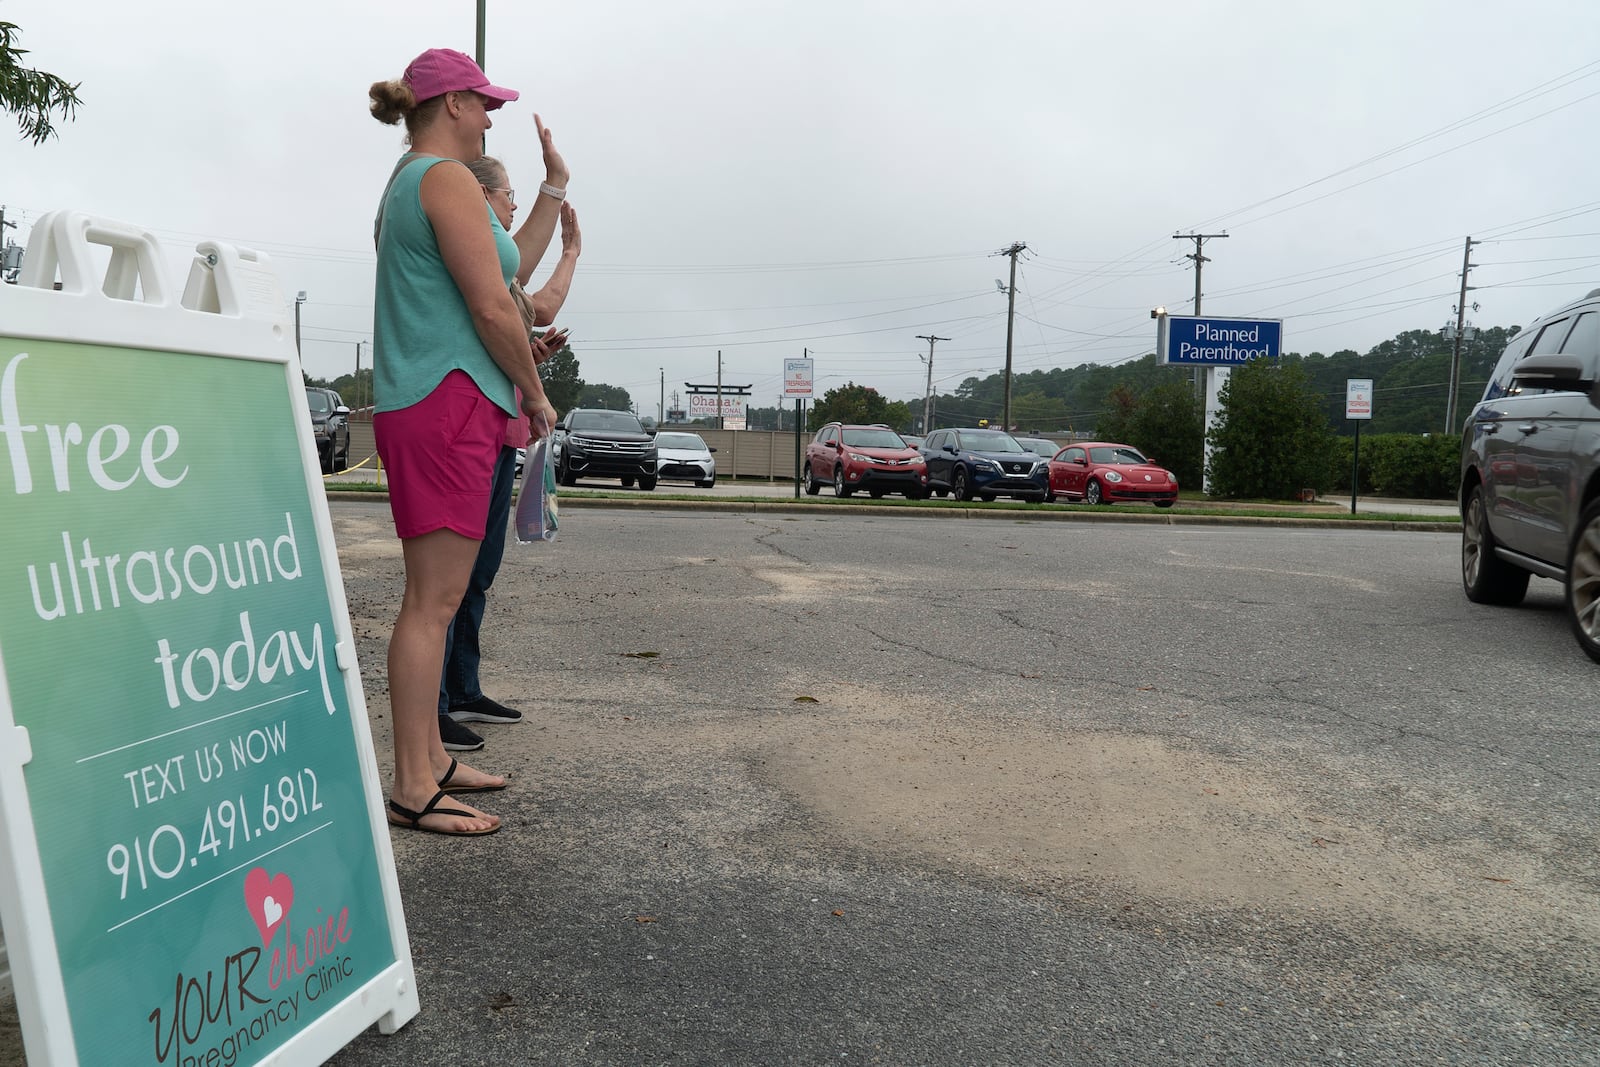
[0,339,395,1065]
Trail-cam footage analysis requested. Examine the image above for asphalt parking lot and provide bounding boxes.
[8,497,1588,1067]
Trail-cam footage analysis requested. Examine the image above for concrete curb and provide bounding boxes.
[323,491,1459,533]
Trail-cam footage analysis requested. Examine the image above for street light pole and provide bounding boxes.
[294,290,307,359]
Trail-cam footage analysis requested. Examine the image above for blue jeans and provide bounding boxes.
[439,444,518,713]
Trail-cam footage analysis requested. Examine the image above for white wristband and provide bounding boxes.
[539,182,567,201]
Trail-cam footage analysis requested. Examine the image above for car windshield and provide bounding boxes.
[840,428,905,448]
[573,411,642,432]
[1019,439,1055,454]
[655,433,707,450]
[306,391,332,414]
[1089,445,1149,465]
[960,431,1026,453]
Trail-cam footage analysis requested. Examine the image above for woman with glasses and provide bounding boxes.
[431,153,580,750]
[367,48,559,836]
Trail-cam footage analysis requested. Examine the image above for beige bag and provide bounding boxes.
[510,281,539,340]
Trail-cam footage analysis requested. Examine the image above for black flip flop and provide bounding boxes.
[436,757,507,795]
[388,789,500,837]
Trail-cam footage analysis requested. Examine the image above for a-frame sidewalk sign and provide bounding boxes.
[0,211,418,1065]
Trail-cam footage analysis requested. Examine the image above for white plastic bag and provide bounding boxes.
[514,422,558,544]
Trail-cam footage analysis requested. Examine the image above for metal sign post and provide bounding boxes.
[784,357,814,498]
[1350,377,1376,515]
[1346,379,1374,514]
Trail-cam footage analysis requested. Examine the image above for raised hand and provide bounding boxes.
[534,113,569,188]
[559,202,581,257]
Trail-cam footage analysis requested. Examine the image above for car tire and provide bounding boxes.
[697,477,715,488]
[979,493,996,503]
[621,476,635,487]
[834,467,853,498]
[1566,497,1600,661]
[335,435,350,472]
[1085,480,1103,505]
[1156,500,1174,509]
[1461,483,1529,606]
[640,475,658,491]
[869,488,884,499]
[1045,490,1057,503]
[558,459,577,487]
[952,468,971,502]
[804,464,822,496]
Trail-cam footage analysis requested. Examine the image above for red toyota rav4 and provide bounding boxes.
[803,423,927,499]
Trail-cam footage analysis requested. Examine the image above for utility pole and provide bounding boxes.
[1174,232,1228,402]
[0,206,19,284]
[659,368,665,425]
[999,242,1026,431]
[1174,232,1228,493]
[1445,236,1479,434]
[715,350,723,430]
[916,333,949,434]
[475,1,488,153]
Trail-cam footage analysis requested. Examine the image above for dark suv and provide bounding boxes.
[920,427,1050,502]
[1459,286,1600,660]
[555,408,658,489]
[304,386,350,473]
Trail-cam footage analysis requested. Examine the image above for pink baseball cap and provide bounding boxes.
[404,48,519,109]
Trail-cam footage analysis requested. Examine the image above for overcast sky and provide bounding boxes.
[7,1,1600,421]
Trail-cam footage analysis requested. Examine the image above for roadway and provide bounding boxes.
[304,499,1590,1066]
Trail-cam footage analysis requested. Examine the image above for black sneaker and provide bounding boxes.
[448,695,524,725]
[438,714,485,751]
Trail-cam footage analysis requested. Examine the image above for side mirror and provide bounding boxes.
[832,441,843,450]
[1513,352,1591,390]
[709,446,719,453]
[333,405,350,416]
[943,443,958,454]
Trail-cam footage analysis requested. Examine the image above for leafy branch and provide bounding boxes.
[0,21,82,145]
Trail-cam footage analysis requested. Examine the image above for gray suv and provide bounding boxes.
[1459,286,1600,660]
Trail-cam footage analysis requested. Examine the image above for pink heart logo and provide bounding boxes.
[244,868,294,946]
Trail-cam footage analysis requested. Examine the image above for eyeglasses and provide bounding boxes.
[490,187,515,202]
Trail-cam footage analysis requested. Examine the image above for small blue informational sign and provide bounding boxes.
[1158,315,1283,366]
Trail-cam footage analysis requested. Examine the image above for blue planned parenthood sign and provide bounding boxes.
[1158,315,1283,366]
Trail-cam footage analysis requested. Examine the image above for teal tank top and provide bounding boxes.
[372,154,520,415]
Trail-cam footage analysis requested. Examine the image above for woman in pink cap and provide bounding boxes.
[367,49,559,836]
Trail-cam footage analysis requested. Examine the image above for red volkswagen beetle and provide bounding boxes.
[1047,442,1178,506]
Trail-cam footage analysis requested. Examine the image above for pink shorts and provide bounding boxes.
[375,370,506,540]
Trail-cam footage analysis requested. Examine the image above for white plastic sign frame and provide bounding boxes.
[0,211,417,1065]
